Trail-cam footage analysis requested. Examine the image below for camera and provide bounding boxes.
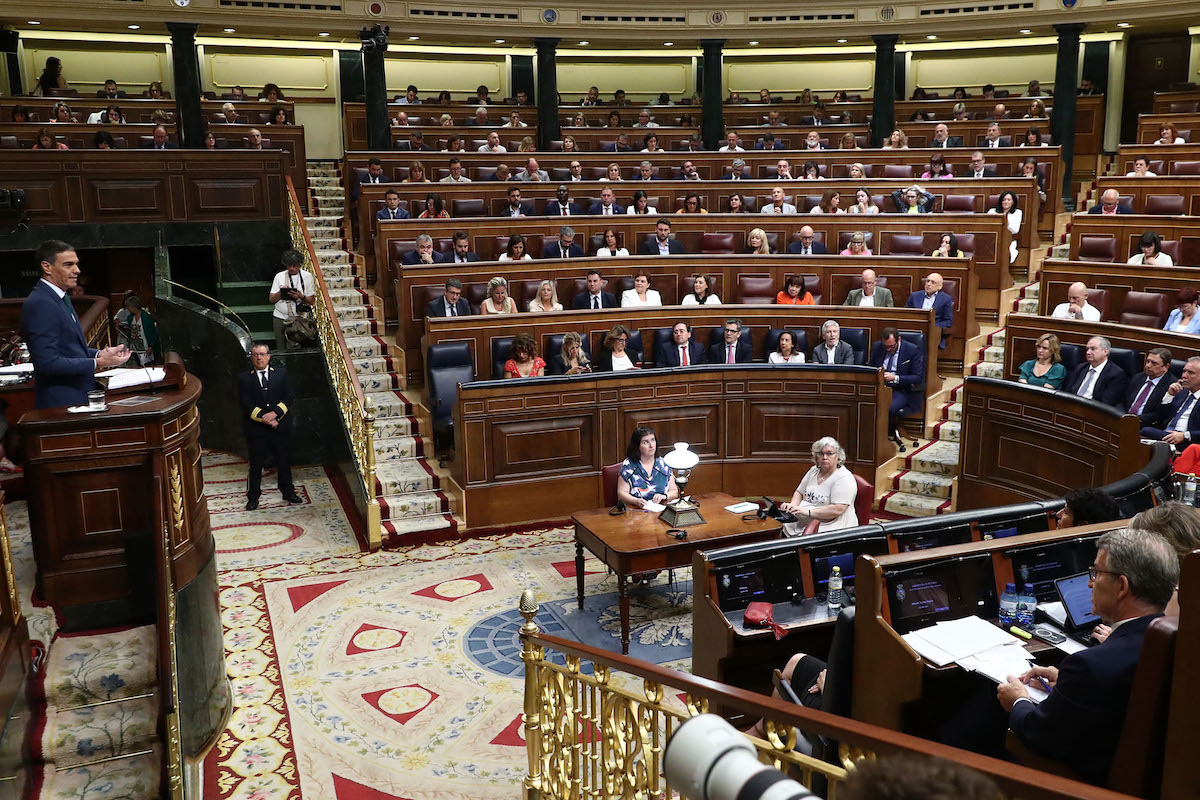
[664,715,816,800]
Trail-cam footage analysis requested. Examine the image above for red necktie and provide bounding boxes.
[681,346,688,366]
[727,344,735,364]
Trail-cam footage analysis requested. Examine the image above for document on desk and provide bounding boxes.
[905,616,1022,663]
[639,500,665,513]
[97,367,166,390]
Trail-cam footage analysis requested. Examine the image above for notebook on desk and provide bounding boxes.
[1052,572,1102,647]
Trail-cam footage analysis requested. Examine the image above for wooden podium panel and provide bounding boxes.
[18,363,212,606]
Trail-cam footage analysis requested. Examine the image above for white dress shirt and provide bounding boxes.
[621,289,663,307]
[1051,301,1101,321]
[761,203,797,214]
[1076,360,1109,400]
[858,292,876,307]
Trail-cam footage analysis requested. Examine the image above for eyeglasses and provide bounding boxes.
[800,235,815,241]
[817,451,838,457]
[1088,565,1121,580]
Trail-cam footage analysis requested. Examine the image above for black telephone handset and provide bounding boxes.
[609,499,627,516]
[759,496,798,524]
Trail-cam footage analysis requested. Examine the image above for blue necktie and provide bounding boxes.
[1169,394,1196,431]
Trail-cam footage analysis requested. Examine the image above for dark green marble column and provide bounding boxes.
[870,34,899,148]
[338,50,366,104]
[1053,23,1085,212]
[700,40,725,151]
[166,23,205,148]
[534,38,561,149]
[362,29,390,151]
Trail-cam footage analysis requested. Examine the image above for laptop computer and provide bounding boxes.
[1052,572,1102,646]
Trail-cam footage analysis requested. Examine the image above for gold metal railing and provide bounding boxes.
[286,177,382,548]
[518,589,1127,800]
[161,279,253,335]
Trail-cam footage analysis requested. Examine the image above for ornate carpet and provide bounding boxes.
[203,453,693,800]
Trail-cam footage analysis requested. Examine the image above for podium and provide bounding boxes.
[17,353,227,759]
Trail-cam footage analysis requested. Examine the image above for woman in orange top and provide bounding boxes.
[1172,444,1200,477]
[775,274,814,305]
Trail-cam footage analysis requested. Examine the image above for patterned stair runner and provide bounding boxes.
[304,161,458,547]
[31,625,161,799]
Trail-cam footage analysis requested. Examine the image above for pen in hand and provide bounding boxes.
[1033,676,1052,693]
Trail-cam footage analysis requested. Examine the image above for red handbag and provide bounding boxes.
[744,601,788,640]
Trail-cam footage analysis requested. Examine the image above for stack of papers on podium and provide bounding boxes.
[96,367,166,390]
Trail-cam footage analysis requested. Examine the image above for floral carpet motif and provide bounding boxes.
[207,527,695,800]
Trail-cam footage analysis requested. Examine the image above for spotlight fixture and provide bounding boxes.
[409,35,420,40]
[318,32,331,36]
[837,38,847,43]
[128,24,141,29]
[926,34,937,39]
[578,40,589,45]
[748,41,759,45]
[1116,21,1130,27]
[494,39,506,43]
[664,41,674,46]
[224,27,236,32]
[27,20,41,25]
[1019,28,1032,34]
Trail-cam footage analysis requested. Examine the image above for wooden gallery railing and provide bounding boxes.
[286,178,382,548]
[517,590,1127,800]
[154,475,185,800]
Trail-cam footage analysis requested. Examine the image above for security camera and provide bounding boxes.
[664,714,817,800]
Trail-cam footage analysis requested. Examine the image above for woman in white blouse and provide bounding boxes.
[769,331,806,364]
[1125,156,1157,177]
[599,163,623,182]
[596,228,629,257]
[498,234,533,261]
[528,279,563,312]
[621,271,662,307]
[988,191,1022,265]
[682,274,721,305]
[1127,231,1174,266]
[627,190,657,215]
[848,188,880,214]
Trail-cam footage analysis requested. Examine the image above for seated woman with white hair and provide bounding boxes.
[781,436,859,534]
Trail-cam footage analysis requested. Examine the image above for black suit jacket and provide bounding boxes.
[543,242,585,259]
[1139,388,1200,440]
[639,238,685,255]
[445,252,481,263]
[1009,614,1160,785]
[142,141,178,149]
[708,338,753,364]
[393,141,433,151]
[595,347,642,372]
[657,339,707,368]
[237,365,294,438]
[1063,360,1130,409]
[543,200,584,216]
[1087,204,1134,215]
[376,207,410,221]
[810,341,855,365]
[401,250,447,265]
[1124,372,1171,414]
[426,296,472,317]
[786,240,829,255]
[572,291,618,310]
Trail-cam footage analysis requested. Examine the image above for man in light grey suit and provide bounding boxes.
[843,269,895,308]
[810,320,856,365]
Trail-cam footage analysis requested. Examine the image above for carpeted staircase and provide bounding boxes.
[30,625,161,798]
[303,161,459,547]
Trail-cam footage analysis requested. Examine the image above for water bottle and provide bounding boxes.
[999,582,1018,627]
[1184,474,1197,506]
[1018,584,1037,628]
[827,566,843,611]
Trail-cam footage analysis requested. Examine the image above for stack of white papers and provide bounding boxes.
[902,616,1048,702]
[725,501,759,514]
[96,367,166,390]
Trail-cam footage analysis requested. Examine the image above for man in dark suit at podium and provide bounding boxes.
[238,343,300,510]
[21,240,130,409]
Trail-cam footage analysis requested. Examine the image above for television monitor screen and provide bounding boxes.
[886,554,998,633]
[1007,537,1098,603]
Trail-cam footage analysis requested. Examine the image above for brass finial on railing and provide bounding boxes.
[519,590,544,800]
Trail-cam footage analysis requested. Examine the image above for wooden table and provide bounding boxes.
[572,491,782,653]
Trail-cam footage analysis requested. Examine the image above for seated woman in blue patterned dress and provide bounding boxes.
[616,426,679,509]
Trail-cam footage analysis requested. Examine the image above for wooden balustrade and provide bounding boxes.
[1066,214,1200,266]
[1136,113,1200,145]
[0,149,287,223]
[1093,176,1200,216]
[1038,259,1200,321]
[1114,143,1200,175]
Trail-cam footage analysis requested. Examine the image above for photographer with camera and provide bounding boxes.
[269,249,316,350]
